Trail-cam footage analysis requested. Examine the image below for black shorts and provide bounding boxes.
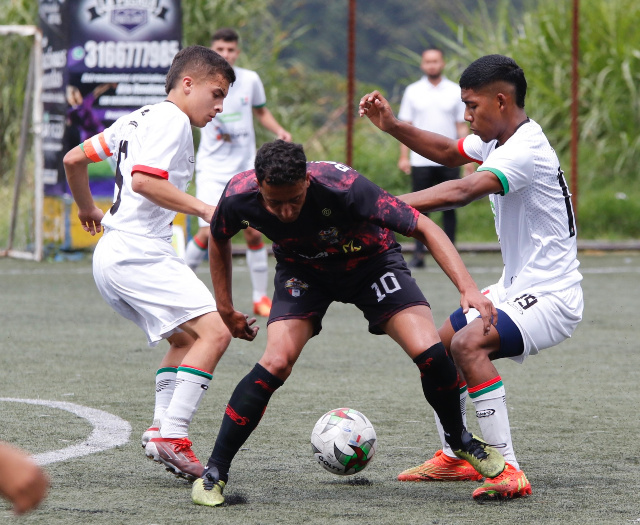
[268,248,430,336]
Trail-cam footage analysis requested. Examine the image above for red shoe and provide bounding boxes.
[141,425,160,448]
[472,462,532,500]
[145,437,204,481]
[398,450,483,482]
[253,296,272,317]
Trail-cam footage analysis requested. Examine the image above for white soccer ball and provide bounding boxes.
[310,407,377,476]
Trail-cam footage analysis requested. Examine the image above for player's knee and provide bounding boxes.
[260,354,294,381]
[449,328,484,366]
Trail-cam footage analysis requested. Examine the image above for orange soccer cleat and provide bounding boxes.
[472,462,532,501]
[398,450,484,482]
[253,296,272,317]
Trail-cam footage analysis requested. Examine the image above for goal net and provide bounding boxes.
[0,26,44,261]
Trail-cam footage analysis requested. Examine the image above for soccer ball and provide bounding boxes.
[310,407,377,475]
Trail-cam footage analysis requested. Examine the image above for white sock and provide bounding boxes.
[469,376,519,470]
[161,366,212,439]
[152,367,177,426]
[434,382,468,458]
[246,245,269,302]
[184,238,207,271]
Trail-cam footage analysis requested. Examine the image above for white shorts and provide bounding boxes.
[459,282,583,363]
[195,172,233,228]
[93,229,217,346]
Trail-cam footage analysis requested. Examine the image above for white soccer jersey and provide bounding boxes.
[458,119,582,297]
[83,101,194,240]
[195,66,267,179]
[398,76,465,167]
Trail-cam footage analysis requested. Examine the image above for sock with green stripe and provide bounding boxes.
[152,367,178,428]
[469,376,519,470]
[161,365,213,439]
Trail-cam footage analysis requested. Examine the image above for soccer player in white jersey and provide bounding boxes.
[63,45,241,481]
[359,54,583,500]
[184,28,292,317]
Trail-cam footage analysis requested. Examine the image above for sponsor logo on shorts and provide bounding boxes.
[476,408,495,418]
[285,277,309,297]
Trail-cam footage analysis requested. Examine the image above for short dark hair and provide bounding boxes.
[211,28,239,44]
[459,54,527,108]
[165,45,235,94]
[255,140,307,185]
[423,46,444,57]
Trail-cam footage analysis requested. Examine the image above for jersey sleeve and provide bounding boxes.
[81,121,119,163]
[458,134,485,164]
[131,110,190,180]
[347,174,419,236]
[477,142,535,195]
[250,71,267,108]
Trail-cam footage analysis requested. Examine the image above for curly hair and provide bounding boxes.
[255,140,307,185]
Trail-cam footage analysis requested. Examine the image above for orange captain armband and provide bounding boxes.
[81,133,112,163]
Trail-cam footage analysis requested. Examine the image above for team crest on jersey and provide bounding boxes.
[285,277,309,297]
[318,227,340,244]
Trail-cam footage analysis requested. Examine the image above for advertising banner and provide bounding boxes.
[39,0,182,197]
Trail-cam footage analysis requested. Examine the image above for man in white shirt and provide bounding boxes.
[184,28,291,317]
[360,54,583,501]
[398,48,469,267]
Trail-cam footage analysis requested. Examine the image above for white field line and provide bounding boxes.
[0,398,131,466]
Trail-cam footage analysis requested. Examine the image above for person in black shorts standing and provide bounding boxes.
[191,140,503,507]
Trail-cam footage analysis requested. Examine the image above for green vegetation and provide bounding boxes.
[1,0,638,241]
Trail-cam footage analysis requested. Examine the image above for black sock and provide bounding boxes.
[413,342,464,449]
[206,363,284,482]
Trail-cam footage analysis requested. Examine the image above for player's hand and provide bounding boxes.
[78,206,104,235]
[460,289,498,335]
[201,204,216,225]
[224,310,259,341]
[277,129,292,142]
[0,442,49,515]
[358,91,397,132]
[398,157,411,174]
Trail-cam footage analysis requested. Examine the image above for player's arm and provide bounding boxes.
[209,234,258,341]
[253,106,292,141]
[0,441,49,515]
[399,170,503,212]
[131,172,215,224]
[412,214,498,334]
[359,90,466,167]
[63,145,105,235]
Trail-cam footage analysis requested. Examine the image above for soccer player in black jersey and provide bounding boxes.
[192,140,502,507]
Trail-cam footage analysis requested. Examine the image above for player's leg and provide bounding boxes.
[184,226,209,271]
[185,176,226,271]
[408,166,430,268]
[141,334,192,447]
[396,318,479,481]
[244,227,271,316]
[193,318,314,507]
[146,311,232,480]
[383,305,504,479]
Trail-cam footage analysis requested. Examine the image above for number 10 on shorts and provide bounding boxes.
[371,272,401,302]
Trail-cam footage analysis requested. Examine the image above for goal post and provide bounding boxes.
[0,25,44,261]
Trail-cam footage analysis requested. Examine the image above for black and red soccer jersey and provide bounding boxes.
[211,161,419,272]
